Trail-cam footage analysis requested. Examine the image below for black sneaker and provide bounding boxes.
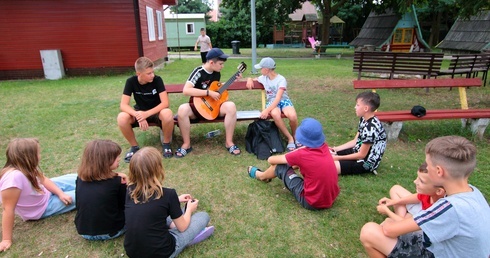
[124,146,140,163]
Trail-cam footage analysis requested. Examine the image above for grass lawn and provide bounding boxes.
[0,51,489,258]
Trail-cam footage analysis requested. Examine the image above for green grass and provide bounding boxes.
[0,52,489,258]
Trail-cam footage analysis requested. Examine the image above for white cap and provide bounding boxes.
[254,57,276,69]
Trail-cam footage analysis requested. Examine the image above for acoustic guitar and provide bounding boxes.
[190,62,247,120]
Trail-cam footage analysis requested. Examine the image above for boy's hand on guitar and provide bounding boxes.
[234,73,243,81]
[209,90,220,100]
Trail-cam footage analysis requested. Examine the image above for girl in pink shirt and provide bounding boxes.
[0,138,76,252]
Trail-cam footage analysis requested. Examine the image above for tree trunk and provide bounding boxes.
[429,11,442,47]
[321,12,331,44]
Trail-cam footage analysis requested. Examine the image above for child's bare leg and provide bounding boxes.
[360,222,398,258]
[389,185,412,218]
[270,108,294,144]
[282,106,298,141]
[255,165,277,181]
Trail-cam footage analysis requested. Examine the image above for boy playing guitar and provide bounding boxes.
[175,48,244,158]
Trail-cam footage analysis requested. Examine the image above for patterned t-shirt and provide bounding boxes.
[353,116,387,171]
[257,74,290,104]
[187,66,221,90]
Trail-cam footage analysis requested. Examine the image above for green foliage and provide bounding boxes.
[170,0,212,14]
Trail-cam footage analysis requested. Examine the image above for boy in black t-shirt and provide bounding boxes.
[330,91,387,175]
[117,57,175,162]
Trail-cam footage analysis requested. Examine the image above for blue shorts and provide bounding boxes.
[388,231,434,258]
[266,99,293,111]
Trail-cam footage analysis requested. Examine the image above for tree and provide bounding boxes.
[310,0,352,45]
[219,0,306,47]
[170,0,212,15]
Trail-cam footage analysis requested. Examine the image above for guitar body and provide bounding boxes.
[189,62,247,120]
[190,81,229,120]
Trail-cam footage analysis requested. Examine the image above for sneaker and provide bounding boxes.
[124,146,140,163]
[188,226,215,246]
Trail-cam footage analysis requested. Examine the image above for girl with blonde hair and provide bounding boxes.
[124,147,214,258]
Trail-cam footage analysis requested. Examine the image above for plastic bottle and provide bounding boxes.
[205,129,221,138]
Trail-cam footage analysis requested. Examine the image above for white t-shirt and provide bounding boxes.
[196,35,211,52]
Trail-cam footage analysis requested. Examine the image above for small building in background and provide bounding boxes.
[349,6,430,52]
[0,0,176,80]
[436,10,490,54]
[165,13,206,51]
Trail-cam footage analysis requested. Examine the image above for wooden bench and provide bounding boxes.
[353,51,444,80]
[438,53,490,86]
[353,78,490,140]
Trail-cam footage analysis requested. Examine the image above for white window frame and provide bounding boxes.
[186,23,195,35]
[146,6,156,42]
[156,10,163,40]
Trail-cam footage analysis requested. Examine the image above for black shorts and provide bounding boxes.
[337,149,371,175]
[131,114,161,128]
[200,52,208,63]
[388,231,434,258]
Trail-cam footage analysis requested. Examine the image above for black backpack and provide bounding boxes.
[245,120,285,160]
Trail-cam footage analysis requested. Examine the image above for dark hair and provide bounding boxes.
[200,28,205,31]
[418,161,428,173]
[356,91,380,111]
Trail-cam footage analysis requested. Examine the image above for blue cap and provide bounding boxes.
[295,118,326,148]
[206,48,229,61]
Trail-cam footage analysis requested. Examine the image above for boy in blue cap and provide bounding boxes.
[247,118,339,210]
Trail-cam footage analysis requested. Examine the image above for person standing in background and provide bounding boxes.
[195,28,212,64]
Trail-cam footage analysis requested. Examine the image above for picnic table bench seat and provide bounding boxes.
[353,78,489,140]
[353,51,444,80]
[437,53,490,86]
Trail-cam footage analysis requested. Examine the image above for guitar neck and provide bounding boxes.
[217,71,241,94]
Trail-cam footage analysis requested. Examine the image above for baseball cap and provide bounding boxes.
[295,118,326,148]
[254,57,276,69]
[206,48,229,61]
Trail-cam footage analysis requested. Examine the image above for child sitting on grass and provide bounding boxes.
[0,138,76,252]
[124,147,214,258]
[247,118,339,210]
[74,139,127,240]
[377,162,445,221]
[331,91,387,175]
[360,136,490,258]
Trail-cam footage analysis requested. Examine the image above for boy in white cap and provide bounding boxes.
[246,118,339,210]
[176,48,242,157]
[246,57,299,152]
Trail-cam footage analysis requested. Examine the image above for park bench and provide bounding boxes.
[353,51,444,80]
[437,53,490,86]
[353,78,490,140]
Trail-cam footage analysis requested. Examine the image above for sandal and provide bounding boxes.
[175,147,193,158]
[124,146,140,163]
[188,226,215,246]
[226,145,241,155]
[162,143,173,158]
[247,166,261,179]
[295,141,303,148]
[247,166,271,183]
[286,142,296,152]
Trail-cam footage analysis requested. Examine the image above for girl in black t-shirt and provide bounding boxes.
[124,147,213,258]
[75,139,127,240]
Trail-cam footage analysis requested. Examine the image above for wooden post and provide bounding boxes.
[458,87,468,109]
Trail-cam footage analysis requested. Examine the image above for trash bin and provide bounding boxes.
[231,40,240,54]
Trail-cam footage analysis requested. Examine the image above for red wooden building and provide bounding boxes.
[0,0,176,80]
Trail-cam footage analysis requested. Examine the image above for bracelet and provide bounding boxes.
[206,89,209,96]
